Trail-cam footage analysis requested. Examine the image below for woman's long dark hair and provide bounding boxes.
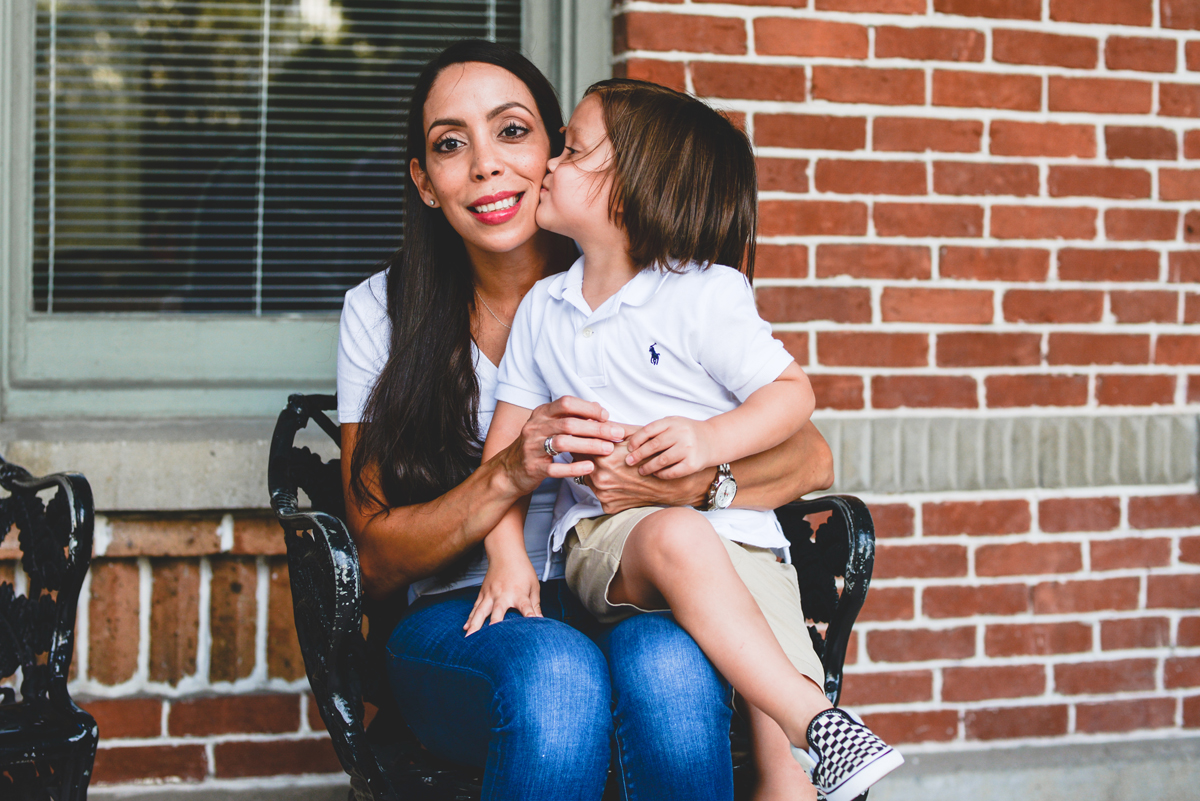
[349,40,565,527]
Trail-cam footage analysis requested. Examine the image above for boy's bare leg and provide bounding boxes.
[739,698,818,801]
[607,507,831,749]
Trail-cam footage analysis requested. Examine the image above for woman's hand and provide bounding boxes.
[494,396,627,496]
[581,427,712,515]
[464,553,542,636]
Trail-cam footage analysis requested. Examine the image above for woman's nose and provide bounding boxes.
[472,141,503,180]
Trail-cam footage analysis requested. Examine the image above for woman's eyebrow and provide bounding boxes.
[487,101,533,120]
[427,102,534,136]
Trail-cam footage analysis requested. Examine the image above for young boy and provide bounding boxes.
[473,80,903,801]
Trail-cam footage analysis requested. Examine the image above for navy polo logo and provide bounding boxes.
[649,343,660,365]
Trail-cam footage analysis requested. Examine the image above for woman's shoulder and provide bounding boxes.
[343,268,393,328]
[340,269,392,350]
[344,269,390,317]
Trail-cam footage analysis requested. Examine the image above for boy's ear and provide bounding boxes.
[410,157,437,207]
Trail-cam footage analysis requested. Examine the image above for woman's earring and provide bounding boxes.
[428,199,436,206]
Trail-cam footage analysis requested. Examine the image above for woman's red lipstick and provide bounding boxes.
[469,190,523,225]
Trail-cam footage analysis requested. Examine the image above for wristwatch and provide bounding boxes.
[705,463,737,511]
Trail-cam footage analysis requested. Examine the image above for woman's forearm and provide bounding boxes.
[587,420,834,515]
[341,423,525,600]
[342,398,623,600]
[726,420,834,511]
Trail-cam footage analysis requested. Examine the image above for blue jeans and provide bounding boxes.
[387,579,734,801]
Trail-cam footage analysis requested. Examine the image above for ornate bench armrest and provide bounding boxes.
[775,495,875,706]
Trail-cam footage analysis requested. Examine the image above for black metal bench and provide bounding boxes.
[0,456,98,801]
[269,393,876,801]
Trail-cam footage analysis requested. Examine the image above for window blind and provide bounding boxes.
[32,0,521,314]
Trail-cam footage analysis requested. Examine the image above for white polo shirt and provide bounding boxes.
[495,256,795,560]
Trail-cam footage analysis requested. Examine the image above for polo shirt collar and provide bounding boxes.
[548,255,671,318]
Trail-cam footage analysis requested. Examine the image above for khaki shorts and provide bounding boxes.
[565,506,825,689]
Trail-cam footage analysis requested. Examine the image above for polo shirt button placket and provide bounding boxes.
[577,321,606,387]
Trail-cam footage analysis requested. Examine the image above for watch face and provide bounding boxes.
[713,479,737,509]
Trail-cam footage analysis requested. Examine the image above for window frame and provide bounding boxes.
[0,0,610,420]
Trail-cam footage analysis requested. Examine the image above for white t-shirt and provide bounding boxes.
[495,257,795,556]
[337,270,565,602]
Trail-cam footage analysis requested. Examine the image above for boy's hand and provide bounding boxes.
[464,553,542,636]
[623,416,717,480]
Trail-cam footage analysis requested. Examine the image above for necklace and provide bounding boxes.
[474,288,512,330]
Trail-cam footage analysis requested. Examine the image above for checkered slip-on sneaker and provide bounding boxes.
[790,708,904,801]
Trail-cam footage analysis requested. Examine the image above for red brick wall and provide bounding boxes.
[845,490,1200,744]
[615,0,1200,748]
[0,515,344,785]
[617,1,1200,415]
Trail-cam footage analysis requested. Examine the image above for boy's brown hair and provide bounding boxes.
[584,78,758,279]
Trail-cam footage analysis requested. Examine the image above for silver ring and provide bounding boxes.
[543,436,559,458]
[573,476,585,485]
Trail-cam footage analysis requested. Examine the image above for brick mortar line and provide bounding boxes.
[737,103,1199,124]
[755,199,1200,213]
[843,658,1200,677]
[672,55,1200,80]
[620,51,1200,73]
[757,279,1200,291]
[813,407,1198,420]
[852,612,1200,631]
[772,281,1195,294]
[773,324,1200,334]
[71,676,316,701]
[618,1,1199,38]
[853,691,1199,709]
[820,483,1198,501]
[252,556,269,685]
[845,645,1200,663]
[137,557,151,684]
[94,732,334,748]
[753,193,1200,209]
[848,688,1200,708]
[846,638,1200,655]
[757,234,1195,246]
[872,729,1200,755]
[754,236,1197,251]
[752,150,1200,162]
[872,536,1194,550]
[91,775,349,791]
[698,98,1200,124]
[801,366,1195,381]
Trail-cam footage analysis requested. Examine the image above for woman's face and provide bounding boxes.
[411,62,553,259]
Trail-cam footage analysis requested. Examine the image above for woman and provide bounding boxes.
[338,39,834,801]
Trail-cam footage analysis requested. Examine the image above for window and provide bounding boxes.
[1,0,609,418]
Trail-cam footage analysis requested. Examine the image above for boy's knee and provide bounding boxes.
[637,507,717,568]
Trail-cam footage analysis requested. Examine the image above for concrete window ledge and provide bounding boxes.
[0,418,334,512]
[3,412,1195,513]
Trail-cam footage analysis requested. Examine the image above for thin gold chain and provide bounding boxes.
[474,288,512,330]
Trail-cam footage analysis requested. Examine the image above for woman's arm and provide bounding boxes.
[583,420,834,515]
[342,397,625,601]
